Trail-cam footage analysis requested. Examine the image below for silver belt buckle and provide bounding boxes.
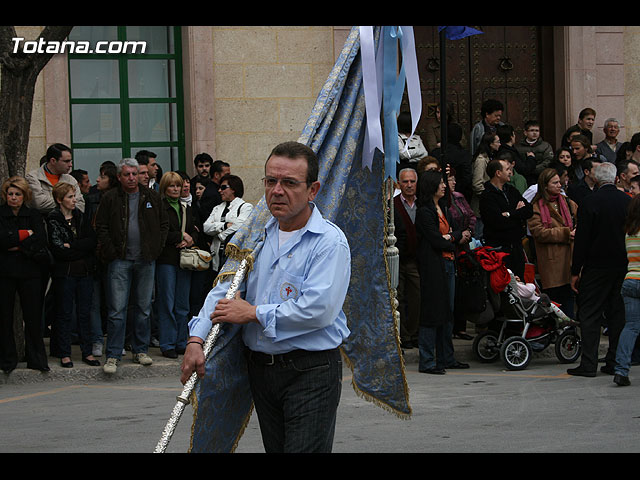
[264,353,276,366]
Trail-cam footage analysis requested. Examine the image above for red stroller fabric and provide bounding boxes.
[473,246,511,294]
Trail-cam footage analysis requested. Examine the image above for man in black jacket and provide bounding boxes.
[569,162,631,377]
[199,160,230,221]
[479,158,533,280]
[95,158,169,374]
[497,124,536,186]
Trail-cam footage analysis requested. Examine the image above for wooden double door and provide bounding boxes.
[406,26,557,149]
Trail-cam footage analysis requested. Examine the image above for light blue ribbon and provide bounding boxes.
[382,26,407,180]
[360,26,422,180]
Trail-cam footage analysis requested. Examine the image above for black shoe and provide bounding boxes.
[60,359,74,368]
[567,367,596,377]
[446,361,470,369]
[600,365,615,375]
[453,332,474,341]
[27,365,49,372]
[162,349,178,359]
[419,367,446,375]
[82,357,101,367]
[175,347,186,355]
[614,374,631,386]
[401,342,415,350]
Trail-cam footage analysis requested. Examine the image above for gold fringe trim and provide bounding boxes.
[340,348,411,420]
[211,242,257,287]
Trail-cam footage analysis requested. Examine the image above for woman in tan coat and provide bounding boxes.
[528,168,578,318]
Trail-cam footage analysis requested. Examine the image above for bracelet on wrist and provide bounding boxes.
[187,340,204,347]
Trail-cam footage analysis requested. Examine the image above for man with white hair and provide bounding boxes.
[569,162,631,377]
[95,158,168,374]
[595,118,623,163]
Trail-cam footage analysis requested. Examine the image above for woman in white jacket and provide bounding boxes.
[203,174,253,273]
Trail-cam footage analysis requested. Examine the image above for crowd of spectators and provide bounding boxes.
[395,102,640,385]
[2,102,640,388]
[0,145,252,375]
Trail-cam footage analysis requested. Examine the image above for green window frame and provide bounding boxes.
[67,26,186,182]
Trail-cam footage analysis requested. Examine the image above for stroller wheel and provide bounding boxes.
[500,336,532,370]
[555,328,582,364]
[472,330,500,363]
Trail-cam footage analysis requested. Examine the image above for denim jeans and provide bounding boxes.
[105,259,155,360]
[155,263,191,352]
[418,259,456,370]
[615,278,640,376]
[246,348,342,453]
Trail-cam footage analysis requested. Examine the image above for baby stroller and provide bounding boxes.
[457,246,582,371]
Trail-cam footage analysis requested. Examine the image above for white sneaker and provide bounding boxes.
[133,352,153,366]
[92,343,103,357]
[103,358,118,374]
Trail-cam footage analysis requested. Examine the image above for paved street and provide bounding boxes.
[1,337,638,453]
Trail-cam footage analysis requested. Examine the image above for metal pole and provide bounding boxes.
[439,28,447,165]
[153,257,253,453]
[439,29,451,207]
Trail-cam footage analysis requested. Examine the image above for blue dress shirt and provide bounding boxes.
[188,203,351,355]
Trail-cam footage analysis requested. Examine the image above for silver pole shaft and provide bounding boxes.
[153,258,251,453]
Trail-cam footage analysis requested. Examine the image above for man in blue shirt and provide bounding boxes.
[181,141,351,452]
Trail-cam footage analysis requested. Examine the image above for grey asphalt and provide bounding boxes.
[2,332,634,454]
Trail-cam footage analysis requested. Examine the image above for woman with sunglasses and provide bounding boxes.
[203,174,253,274]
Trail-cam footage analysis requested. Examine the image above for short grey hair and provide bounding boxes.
[593,161,617,185]
[117,158,139,174]
[603,117,619,128]
[398,168,418,180]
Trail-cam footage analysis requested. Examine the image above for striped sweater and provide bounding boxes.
[626,233,640,280]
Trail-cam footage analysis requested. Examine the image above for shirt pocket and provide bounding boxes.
[270,267,304,304]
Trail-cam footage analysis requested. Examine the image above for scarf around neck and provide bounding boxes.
[539,194,572,230]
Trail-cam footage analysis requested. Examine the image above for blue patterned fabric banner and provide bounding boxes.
[188,26,411,453]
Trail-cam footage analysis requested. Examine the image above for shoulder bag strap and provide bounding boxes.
[180,202,187,237]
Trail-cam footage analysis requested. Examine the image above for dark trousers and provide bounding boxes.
[246,348,342,453]
[575,266,626,372]
[542,284,575,319]
[51,275,94,359]
[189,268,216,318]
[0,275,48,371]
[504,241,526,280]
[398,260,420,343]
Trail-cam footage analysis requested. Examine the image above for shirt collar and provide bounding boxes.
[400,194,416,208]
[265,202,325,235]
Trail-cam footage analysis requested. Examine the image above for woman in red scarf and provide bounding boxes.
[528,168,578,318]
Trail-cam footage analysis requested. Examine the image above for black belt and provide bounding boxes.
[247,348,338,366]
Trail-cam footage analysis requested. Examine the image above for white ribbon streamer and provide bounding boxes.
[359,26,422,173]
[360,26,384,171]
[399,26,421,156]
